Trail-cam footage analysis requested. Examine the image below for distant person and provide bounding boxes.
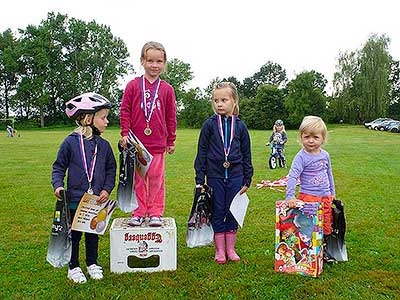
[6,125,13,137]
[285,115,336,263]
[52,93,116,283]
[194,82,254,264]
[266,119,288,167]
[120,41,177,227]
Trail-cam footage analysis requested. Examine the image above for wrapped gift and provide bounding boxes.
[275,201,323,277]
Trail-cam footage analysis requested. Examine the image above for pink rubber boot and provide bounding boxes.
[214,232,226,264]
[226,231,240,262]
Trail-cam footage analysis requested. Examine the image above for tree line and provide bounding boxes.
[1,13,399,129]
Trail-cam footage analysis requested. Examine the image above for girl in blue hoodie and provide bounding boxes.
[194,82,253,264]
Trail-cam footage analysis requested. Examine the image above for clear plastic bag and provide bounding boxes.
[186,185,214,248]
[186,224,214,248]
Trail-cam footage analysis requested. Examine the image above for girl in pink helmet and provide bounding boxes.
[52,92,116,283]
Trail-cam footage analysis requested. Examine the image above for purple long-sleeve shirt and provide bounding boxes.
[286,148,335,200]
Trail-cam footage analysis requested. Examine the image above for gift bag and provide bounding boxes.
[46,190,72,268]
[117,141,138,213]
[186,185,214,248]
[275,201,324,277]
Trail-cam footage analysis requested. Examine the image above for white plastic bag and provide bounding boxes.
[186,224,214,248]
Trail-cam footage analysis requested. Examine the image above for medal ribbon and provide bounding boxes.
[141,75,161,123]
[217,114,235,160]
[78,133,97,192]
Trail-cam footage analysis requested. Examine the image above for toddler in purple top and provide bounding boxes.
[285,116,337,263]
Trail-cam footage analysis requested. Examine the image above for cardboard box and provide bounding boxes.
[275,201,323,277]
[110,217,177,273]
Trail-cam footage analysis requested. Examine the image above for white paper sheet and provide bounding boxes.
[229,191,249,228]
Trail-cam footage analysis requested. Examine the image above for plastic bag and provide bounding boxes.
[186,224,214,248]
[117,141,138,213]
[46,190,72,268]
[186,185,214,248]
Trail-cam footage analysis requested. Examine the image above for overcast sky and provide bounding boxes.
[1,0,399,93]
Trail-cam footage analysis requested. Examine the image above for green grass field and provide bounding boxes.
[0,125,399,300]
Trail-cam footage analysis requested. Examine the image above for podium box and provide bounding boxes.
[110,217,177,273]
[275,201,324,277]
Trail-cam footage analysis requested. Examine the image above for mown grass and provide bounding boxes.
[0,125,399,300]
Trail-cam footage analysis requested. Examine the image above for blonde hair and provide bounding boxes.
[140,41,167,67]
[299,115,328,144]
[74,113,94,139]
[273,124,286,132]
[212,82,240,115]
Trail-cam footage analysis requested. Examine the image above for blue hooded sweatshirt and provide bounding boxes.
[52,132,116,208]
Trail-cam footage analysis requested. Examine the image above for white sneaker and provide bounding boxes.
[87,264,103,280]
[127,216,144,226]
[149,216,162,227]
[67,267,87,284]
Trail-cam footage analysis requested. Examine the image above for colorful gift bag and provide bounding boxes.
[275,201,324,277]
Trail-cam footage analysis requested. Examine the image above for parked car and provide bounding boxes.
[375,120,399,131]
[364,118,392,130]
[387,121,400,133]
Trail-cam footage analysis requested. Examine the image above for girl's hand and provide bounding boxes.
[54,187,64,198]
[121,136,129,148]
[98,190,109,203]
[286,198,298,208]
[239,185,248,195]
[166,145,175,154]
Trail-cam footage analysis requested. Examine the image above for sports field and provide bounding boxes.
[0,125,399,299]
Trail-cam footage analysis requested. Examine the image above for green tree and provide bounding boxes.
[178,88,212,128]
[241,61,287,99]
[64,16,132,111]
[161,58,193,112]
[240,84,286,130]
[284,71,327,127]
[331,50,359,123]
[254,61,287,87]
[241,76,257,99]
[354,34,391,122]
[0,29,20,118]
[17,24,53,126]
[388,60,400,119]
[15,12,132,126]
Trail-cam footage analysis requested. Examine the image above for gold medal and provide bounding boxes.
[142,76,160,138]
[223,161,230,168]
[144,126,152,136]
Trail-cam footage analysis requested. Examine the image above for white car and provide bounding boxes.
[364,118,392,130]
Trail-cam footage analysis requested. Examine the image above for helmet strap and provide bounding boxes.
[91,125,101,136]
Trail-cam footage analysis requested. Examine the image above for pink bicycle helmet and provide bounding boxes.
[65,92,112,119]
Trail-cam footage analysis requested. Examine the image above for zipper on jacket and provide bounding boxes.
[224,117,228,179]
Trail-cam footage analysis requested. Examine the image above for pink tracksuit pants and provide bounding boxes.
[132,152,165,218]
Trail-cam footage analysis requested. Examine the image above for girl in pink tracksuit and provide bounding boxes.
[120,41,177,227]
